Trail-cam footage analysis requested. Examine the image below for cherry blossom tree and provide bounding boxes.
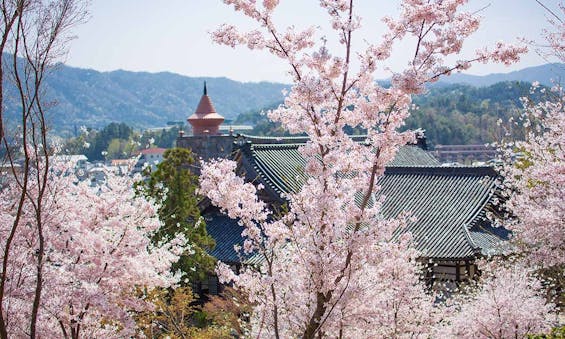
[443,262,554,338]
[498,1,565,270]
[200,0,526,337]
[488,4,565,320]
[445,4,565,335]
[499,91,565,269]
[0,1,186,337]
[0,1,90,337]
[537,1,565,61]
[0,163,185,337]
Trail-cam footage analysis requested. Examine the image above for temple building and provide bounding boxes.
[177,82,234,168]
[177,85,510,292]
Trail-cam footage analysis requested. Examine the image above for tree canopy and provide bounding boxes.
[136,148,216,282]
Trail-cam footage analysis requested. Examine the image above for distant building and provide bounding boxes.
[219,124,253,134]
[51,154,88,168]
[110,159,131,167]
[87,166,107,187]
[145,125,178,133]
[187,82,225,136]
[177,82,233,171]
[434,144,498,165]
[133,147,167,173]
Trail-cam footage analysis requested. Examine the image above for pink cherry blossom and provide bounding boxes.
[496,9,565,270]
[0,162,184,337]
[203,1,535,337]
[443,263,554,338]
[499,91,565,268]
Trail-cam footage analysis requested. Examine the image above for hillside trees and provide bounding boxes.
[84,122,134,160]
[200,0,530,337]
[237,81,538,145]
[406,81,537,145]
[62,122,184,161]
[139,124,183,149]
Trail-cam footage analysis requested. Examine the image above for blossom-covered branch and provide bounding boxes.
[203,0,529,337]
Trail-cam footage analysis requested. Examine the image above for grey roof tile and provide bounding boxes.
[205,138,508,263]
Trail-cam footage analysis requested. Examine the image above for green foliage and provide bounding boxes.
[80,122,134,160]
[200,287,252,337]
[529,326,565,338]
[61,122,186,161]
[514,146,535,171]
[239,81,544,146]
[61,123,136,160]
[60,128,93,155]
[135,287,233,339]
[405,81,536,146]
[139,125,184,149]
[106,138,137,159]
[136,148,216,281]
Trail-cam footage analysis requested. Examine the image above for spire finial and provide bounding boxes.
[203,81,207,96]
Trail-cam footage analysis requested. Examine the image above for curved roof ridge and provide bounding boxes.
[240,134,310,144]
[239,134,369,144]
[251,143,303,149]
[385,166,498,176]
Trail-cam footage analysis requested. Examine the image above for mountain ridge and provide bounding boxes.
[434,63,565,87]
[3,60,289,136]
[3,59,563,136]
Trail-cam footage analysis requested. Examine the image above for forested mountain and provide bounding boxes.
[236,81,546,146]
[435,63,565,87]
[2,58,288,136]
[2,57,561,143]
[406,81,537,145]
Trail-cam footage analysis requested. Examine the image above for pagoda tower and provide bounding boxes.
[187,82,224,135]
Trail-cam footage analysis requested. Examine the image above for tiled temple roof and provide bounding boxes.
[205,213,263,265]
[238,141,441,197]
[203,137,509,263]
[380,166,509,259]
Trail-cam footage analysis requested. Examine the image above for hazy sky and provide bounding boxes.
[65,0,563,83]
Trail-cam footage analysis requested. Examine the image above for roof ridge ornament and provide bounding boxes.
[204,81,207,96]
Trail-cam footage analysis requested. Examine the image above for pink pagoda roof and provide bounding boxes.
[187,82,224,135]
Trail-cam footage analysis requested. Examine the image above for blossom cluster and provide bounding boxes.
[0,162,184,337]
[201,0,541,337]
[444,263,554,338]
[499,90,565,268]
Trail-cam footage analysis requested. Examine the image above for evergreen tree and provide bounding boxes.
[136,148,216,282]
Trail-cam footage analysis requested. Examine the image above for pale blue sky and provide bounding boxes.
[65,0,562,82]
